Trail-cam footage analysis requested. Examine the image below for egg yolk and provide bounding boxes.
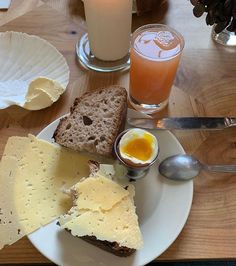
[121,133,153,161]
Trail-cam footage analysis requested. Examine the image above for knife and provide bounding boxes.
[127,117,236,130]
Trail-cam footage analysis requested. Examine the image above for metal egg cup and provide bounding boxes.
[114,129,159,180]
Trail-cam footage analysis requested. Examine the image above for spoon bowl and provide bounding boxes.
[159,154,202,181]
[159,154,236,181]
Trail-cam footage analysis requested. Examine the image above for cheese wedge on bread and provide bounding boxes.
[59,174,143,256]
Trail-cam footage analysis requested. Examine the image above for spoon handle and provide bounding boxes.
[204,164,236,173]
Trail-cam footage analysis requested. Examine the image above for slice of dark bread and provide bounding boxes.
[81,236,135,257]
[61,229,135,257]
[53,86,127,157]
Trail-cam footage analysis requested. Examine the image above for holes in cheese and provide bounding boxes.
[0,134,91,250]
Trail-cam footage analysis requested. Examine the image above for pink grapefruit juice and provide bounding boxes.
[129,24,184,112]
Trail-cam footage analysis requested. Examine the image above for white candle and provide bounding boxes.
[83,0,133,61]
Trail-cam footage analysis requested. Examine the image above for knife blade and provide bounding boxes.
[127,117,236,130]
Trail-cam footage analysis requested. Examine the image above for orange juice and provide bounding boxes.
[129,24,184,113]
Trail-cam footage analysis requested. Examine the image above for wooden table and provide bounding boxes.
[1,0,236,264]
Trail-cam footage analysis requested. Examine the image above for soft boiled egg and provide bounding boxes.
[118,128,158,166]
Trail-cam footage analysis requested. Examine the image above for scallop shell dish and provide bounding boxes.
[0,31,70,110]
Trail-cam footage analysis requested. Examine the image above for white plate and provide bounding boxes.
[28,109,193,266]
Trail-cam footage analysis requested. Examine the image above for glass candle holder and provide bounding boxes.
[76,0,133,72]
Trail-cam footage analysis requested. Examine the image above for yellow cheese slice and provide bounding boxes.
[0,135,90,249]
[59,177,143,250]
[72,175,129,211]
[60,196,143,250]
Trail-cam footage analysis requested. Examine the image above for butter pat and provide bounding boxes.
[23,77,65,110]
[59,175,143,250]
[0,135,90,249]
[0,32,69,110]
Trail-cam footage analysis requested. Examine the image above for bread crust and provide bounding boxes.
[81,235,135,257]
[61,227,135,257]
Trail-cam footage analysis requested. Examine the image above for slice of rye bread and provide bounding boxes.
[53,86,127,157]
[81,236,135,257]
[62,229,135,257]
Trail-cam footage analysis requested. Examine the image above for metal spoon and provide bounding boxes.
[159,154,236,181]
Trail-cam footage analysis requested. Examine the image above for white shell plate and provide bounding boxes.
[0,31,70,109]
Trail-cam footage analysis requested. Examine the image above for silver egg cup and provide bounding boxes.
[114,129,159,180]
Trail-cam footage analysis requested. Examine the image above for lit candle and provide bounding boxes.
[83,0,133,61]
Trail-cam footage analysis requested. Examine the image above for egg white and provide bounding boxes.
[119,128,158,165]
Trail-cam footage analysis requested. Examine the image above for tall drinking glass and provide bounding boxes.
[129,24,185,114]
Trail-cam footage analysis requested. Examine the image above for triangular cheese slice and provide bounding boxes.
[59,175,143,250]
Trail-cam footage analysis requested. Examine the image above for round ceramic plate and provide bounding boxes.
[28,109,193,266]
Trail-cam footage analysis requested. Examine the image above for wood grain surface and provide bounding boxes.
[1,0,236,264]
